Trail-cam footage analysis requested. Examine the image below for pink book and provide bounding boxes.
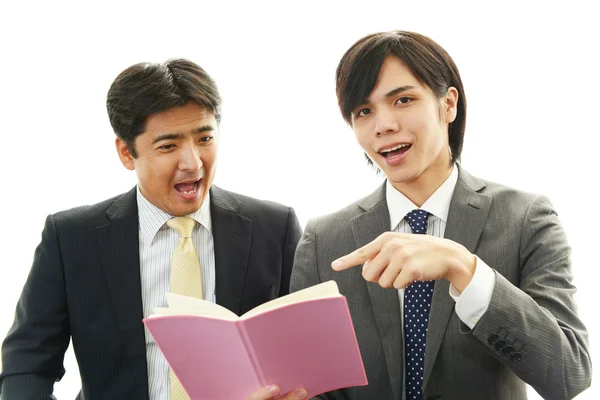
[143,281,367,399]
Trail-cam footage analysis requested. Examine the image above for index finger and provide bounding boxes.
[331,236,385,271]
[247,385,279,400]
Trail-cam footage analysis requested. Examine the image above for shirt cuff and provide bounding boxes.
[449,256,495,329]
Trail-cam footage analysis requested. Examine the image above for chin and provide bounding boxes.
[168,201,202,217]
[384,167,417,183]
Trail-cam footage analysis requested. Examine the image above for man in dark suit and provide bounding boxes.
[1,59,307,400]
[291,31,591,399]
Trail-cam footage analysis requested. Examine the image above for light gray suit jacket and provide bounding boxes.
[291,167,591,400]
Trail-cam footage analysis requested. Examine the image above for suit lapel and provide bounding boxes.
[352,184,404,400]
[96,187,149,397]
[210,186,252,315]
[423,167,492,388]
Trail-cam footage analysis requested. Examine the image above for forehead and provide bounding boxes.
[368,56,425,100]
[144,103,217,134]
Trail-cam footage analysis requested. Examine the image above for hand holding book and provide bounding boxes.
[247,385,308,400]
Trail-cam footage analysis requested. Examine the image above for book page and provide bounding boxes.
[241,280,340,319]
[148,293,239,321]
[146,280,340,321]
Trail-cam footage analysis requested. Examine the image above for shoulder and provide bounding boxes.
[458,167,556,221]
[306,186,385,235]
[210,185,295,220]
[460,167,547,204]
[311,200,366,227]
[482,180,538,203]
[50,188,137,229]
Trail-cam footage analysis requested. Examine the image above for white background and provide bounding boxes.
[0,1,597,399]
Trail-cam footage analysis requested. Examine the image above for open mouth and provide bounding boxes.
[380,143,411,158]
[174,180,200,195]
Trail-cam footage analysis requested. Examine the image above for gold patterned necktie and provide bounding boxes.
[166,216,203,400]
[167,217,203,299]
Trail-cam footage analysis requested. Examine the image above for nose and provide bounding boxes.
[374,107,400,136]
[178,143,203,172]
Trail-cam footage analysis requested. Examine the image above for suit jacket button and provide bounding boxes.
[495,340,506,350]
[511,352,522,362]
[502,346,514,356]
[488,333,499,345]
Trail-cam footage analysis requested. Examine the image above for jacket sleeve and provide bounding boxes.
[278,207,303,297]
[467,195,592,400]
[0,214,70,399]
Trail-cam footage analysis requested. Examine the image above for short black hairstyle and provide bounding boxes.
[336,31,466,163]
[106,58,221,157]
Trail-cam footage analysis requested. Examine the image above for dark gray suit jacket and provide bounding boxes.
[291,167,591,400]
[1,185,302,399]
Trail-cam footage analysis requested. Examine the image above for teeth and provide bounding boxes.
[180,182,198,195]
[381,144,409,153]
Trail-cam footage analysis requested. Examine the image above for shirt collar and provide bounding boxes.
[137,187,212,245]
[386,165,458,230]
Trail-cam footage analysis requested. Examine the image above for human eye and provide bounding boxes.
[356,108,372,118]
[395,97,412,105]
[199,135,214,144]
[157,143,176,151]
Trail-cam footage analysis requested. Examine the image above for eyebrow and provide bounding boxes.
[384,85,416,99]
[356,85,416,110]
[151,125,215,144]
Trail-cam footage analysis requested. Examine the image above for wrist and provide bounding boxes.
[447,244,476,293]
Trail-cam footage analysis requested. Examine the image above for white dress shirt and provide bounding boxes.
[386,166,495,329]
[136,188,215,400]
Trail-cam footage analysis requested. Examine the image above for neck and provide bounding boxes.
[391,161,453,207]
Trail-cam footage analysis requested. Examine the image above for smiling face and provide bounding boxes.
[351,56,458,205]
[116,102,218,216]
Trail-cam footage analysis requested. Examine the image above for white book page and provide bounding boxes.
[241,280,340,319]
[147,281,341,321]
[149,293,239,321]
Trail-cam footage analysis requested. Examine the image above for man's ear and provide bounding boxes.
[444,87,459,123]
[115,138,135,171]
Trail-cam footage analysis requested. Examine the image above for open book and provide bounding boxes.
[143,281,367,400]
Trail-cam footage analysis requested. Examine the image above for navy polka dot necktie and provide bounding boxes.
[403,209,433,400]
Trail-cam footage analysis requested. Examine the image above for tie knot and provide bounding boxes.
[167,217,196,238]
[405,209,429,234]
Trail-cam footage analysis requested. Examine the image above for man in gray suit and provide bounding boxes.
[291,31,591,400]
